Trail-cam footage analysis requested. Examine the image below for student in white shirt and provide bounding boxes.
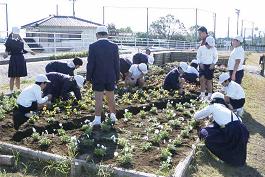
[227,36,245,84]
[194,92,249,167]
[197,36,218,100]
[145,48,154,65]
[125,63,148,87]
[219,72,245,115]
[180,61,199,84]
[13,74,52,130]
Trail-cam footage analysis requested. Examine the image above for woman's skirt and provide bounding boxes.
[8,54,27,77]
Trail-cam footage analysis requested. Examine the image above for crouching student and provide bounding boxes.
[218,72,245,115]
[44,72,85,102]
[163,66,184,94]
[13,74,52,130]
[180,61,199,84]
[45,57,83,76]
[125,63,148,87]
[197,36,218,100]
[194,92,249,167]
[120,58,132,80]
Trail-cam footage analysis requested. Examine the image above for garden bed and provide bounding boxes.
[0,62,226,176]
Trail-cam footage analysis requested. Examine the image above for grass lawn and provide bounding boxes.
[187,53,265,177]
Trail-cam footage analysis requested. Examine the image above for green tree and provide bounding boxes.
[107,23,118,36]
[149,14,187,40]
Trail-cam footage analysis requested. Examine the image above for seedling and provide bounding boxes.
[160,148,172,160]
[81,124,93,135]
[117,138,129,148]
[168,119,181,129]
[139,110,147,118]
[60,134,71,144]
[141,142,152,152]
[31,132,40,141]
[94,144,107,157]
[39,136,52,147]
[150,106,158,114]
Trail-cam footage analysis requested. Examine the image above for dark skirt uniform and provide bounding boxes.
[5,38,28,78]
[43,72,81,102]
[45,61,75,76]
[120,58,132,80]
[132,53,148,65]
[182,72,198,84]
[199,113,249,166]
[163,68,180,91]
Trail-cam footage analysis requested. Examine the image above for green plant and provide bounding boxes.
[159,130,169,140]
[151,133,162,144]
[141,142,152,152]
[94,144,107,157]
[28,114,40,124]
[175,104,184,112]
[167,143,177,153]
[139,110,147,118]
[166,109,176,119]
[60,134,71,144]
[160,148,172,160]
[57,128,66,136]
[39,136,52,147]
[173,137,182,146]
[183,111,192,118]
[159,160,172,174]
[117,152,133,166]
[81,137,94,147]
[117,138,129,148]
[123,110,133,122]
[96,163,115,177]
[168,119,181,129]
[101,118,113,132]
[47,117,56,123]
[43,160,71,177]
[31,132,40,141]
[67,136,78,158]
[81,124,93,135]
[180,129,189,138]
[150,106,158,114]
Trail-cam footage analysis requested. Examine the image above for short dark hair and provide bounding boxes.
[35,82,44,85]
[198,26,208,34]
[97,32,108,36]
[190,63,198,69]
[73,58,83,66]
[210,97,229,108]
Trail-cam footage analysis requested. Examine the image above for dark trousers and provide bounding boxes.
[229,70,244,84]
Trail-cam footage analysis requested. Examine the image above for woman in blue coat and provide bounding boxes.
[194,92,249,166]
[3,27,35,94]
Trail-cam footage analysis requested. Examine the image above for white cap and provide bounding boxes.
[211,92,225,100]
[138,63,148,74]
[219,72,230,84]
[191,59,198,64]
[35,74,50,83]
[74,75,85,88]
[12,27,20,34]
[206,36,215,47]
[179,62,188,72]
[234,36,243,43]
[96,26,108,34]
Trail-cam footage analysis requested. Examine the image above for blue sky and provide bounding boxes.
[0,0,263,38]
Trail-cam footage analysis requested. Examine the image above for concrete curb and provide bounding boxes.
[0,140,199,177]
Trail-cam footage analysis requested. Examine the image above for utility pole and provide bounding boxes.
[227,17,230,39]
[251,22,254,45]
[56,4,59,16]
[241,20,243,36]
[69,0,76,17]
[235,9,240,35]
[195,8,198,42]
[213,13,216,39]
[102,6,105,24]
[147,7,149,46]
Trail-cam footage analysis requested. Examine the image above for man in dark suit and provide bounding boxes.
[86,26,120,126]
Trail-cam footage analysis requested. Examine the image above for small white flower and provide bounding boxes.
[154,129,160,134]
[32,128,36,132]
[163,139,166,144]
[114,152,119,157]
[169,139,172,143]
[97,144,100,147]
[101,145,106,149]
[45,130,48,134]
[52,133,55,137]
[84,119,90,123]
[179,117,185,121]
[124,118,128,122]
[59,123,63,127]
[125,109,128,113]
[143,106,146,109]
[171,101,173,104]
[143,136,149,140]
[53,129,56,131]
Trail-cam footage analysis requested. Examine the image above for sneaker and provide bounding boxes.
[90,116,101,126]
[6,90,14,95]
[198,94,205,101]
[110,113,117,122]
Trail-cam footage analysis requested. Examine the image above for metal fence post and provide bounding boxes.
[54,33,57,56]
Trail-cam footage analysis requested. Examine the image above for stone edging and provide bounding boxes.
[0,140,199,177]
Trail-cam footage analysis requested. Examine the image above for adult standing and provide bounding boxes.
[3,27,35,94]
[198,26,209,46]
[86,26,120,126]
[227,36,245,84]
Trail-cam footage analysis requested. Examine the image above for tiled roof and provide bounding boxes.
[21,15,102,28]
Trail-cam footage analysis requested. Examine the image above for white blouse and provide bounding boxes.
[194,103,241,126]
[196,45,218,65]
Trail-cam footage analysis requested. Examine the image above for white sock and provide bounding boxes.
[94,116,101,122]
